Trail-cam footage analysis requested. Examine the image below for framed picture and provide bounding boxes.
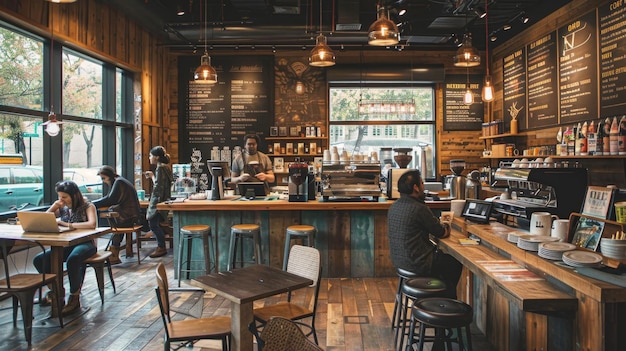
[273,142,282,155]
[273,157,284,172]
[286,143,294,154]
[581,186,615,219]
[278,126,288,137]
[571,216,605,251]
[270,126,278,137]
[289,126,300,137]
[309,142,317,154]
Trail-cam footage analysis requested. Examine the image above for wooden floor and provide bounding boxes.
[0,238,494,351]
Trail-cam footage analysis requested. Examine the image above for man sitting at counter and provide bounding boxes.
[387,169,462,299]
[230,133,275,191]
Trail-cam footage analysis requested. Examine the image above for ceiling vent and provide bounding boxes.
[336,0,362,31]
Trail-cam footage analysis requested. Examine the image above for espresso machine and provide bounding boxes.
[207,160,230,200]
[449,159,466,200]
[288,158,309,202]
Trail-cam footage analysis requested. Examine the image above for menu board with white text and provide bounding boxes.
[443,74,484,131]
[502,48,527,130]
[558,11,598,124]
[527,33,558,128]
[598,1,626,118]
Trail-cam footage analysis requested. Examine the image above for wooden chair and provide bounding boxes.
[154,262,231,351]
[249,316,323,351]
[0,238,64,345]
[83,212,118,304]
[100,211,143,263]
[253,245,322,344]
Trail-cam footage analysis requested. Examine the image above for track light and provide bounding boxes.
[176,6,185,16]
[520,13,530,24]
[473,6,486,19]
[503,24,511,31]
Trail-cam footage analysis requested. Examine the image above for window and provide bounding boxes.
[0,22,136,209]
[329,87,436,180]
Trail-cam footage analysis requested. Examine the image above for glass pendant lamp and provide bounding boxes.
[368,5,399,46]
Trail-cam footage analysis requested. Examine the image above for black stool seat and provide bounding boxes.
[177,224,215,287]
[412,298,473,328]
[397,267,420,280]
[409,297,474,351]
[392,268,420,330]
[402,277,448,299]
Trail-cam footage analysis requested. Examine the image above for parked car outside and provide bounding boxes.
[63,167,103,200]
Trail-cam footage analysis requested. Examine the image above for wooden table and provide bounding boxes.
[0,224,112,318]
[191,264,313,351]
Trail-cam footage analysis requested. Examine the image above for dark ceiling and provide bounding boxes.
[104,0,572,52]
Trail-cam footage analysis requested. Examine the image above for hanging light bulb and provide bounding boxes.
[309,34,336,67]
[309,0,335,67]
[453,33,480,67]
[43,111,62,137]
[368,5,400,46]
[45,0,78,3]
[482,75,494,102]
[194,0,217,83]
[194,50,217,83]
[464,87,474,105]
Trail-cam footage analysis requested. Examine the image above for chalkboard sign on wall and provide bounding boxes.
[527,34,558,129]
[503,47,528,130]
[178,55,274,188]
[599,1,626,118]
[443,74,484,131]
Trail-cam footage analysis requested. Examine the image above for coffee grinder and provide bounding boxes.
[449,159,466,200]
[288,158,309,202]
[207,160,230,200]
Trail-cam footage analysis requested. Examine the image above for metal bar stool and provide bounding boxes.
[395,277,447,351]
[283,225,316,270]
[392,268,420,330]
[407,297,474,351]
[227,224,262,271]
[177,225,216,287]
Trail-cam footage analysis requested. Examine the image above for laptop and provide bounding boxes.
[17,211,76,233]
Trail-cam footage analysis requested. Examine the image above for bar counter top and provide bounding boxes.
[157,196,451,211]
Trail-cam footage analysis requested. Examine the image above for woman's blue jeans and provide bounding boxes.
[33,241,97,294]
[149,214,166,249]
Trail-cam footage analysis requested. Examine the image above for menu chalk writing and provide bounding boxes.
[443,74,484,131]
[599,1,626,118]
[503,48,528,130]
[558,11,598,124]
[527,34,558,128]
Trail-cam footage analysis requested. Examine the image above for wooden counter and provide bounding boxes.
[442,218,626,351]
[157,197,449,278]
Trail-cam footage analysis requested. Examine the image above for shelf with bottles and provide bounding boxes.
[268,140,325,156]
[266,136,328,141]
[478,132,519,140]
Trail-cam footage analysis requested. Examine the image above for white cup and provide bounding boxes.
[551,219,569,242]
[450,199,466,217]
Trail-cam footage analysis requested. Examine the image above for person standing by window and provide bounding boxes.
[145,146,173,258]
[33,181,98,315]
[91,165,141,264]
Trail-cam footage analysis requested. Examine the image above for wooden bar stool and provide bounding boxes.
[227,224,262,271]
[283,225,316,270]
[177,225,215,287]
[395,277,447,351]
[407,297,474,351]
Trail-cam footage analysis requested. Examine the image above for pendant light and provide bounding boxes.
[454,32,480,67]
[194,0,217,83]
[481,1,494,102]
[463,68,474,105]
[309,0,335,67]
[45,0,77,3]
[43,2,62,137]
[368,3,399,46]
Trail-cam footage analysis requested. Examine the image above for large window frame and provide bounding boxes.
[328,85,437,180]
[0,21,136,208]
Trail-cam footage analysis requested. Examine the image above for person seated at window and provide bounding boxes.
[33,180,97,316]
[230,133,274,192]
[91,165,141,264]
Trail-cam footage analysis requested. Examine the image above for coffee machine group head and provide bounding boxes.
[207,160,230,200]
[288,158,309,202]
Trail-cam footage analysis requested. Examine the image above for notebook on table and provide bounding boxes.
[17,211,76,233]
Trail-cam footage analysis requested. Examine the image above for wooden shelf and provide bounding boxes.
[266,137,327,140]
[479,133,519,140]
[269,154,323,157]
[481,155,626,159]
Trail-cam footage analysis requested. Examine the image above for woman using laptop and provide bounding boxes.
[33,180,98,315]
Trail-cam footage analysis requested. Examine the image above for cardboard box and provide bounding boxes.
[491,144,506,158]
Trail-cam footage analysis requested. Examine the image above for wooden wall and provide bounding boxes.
[0,0,171,177]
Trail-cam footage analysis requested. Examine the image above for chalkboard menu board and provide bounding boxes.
[558,11,598,124]
[599,1,626,118]
[527,34,558,128]
[443,74,484,131]
[503,48,527,130]
[178,55,274,189]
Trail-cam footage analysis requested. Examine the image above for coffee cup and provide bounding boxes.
[530,212,558,236]
[551,219,569,242]
[450,199,466,217]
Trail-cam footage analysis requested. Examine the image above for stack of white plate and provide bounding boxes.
[507,232,524,244]
[599,238,626,260]
[562,251,603,268]
[517,235,559,251]
[538,242,576,260]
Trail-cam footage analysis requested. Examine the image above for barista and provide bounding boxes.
[231,133,275,189]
